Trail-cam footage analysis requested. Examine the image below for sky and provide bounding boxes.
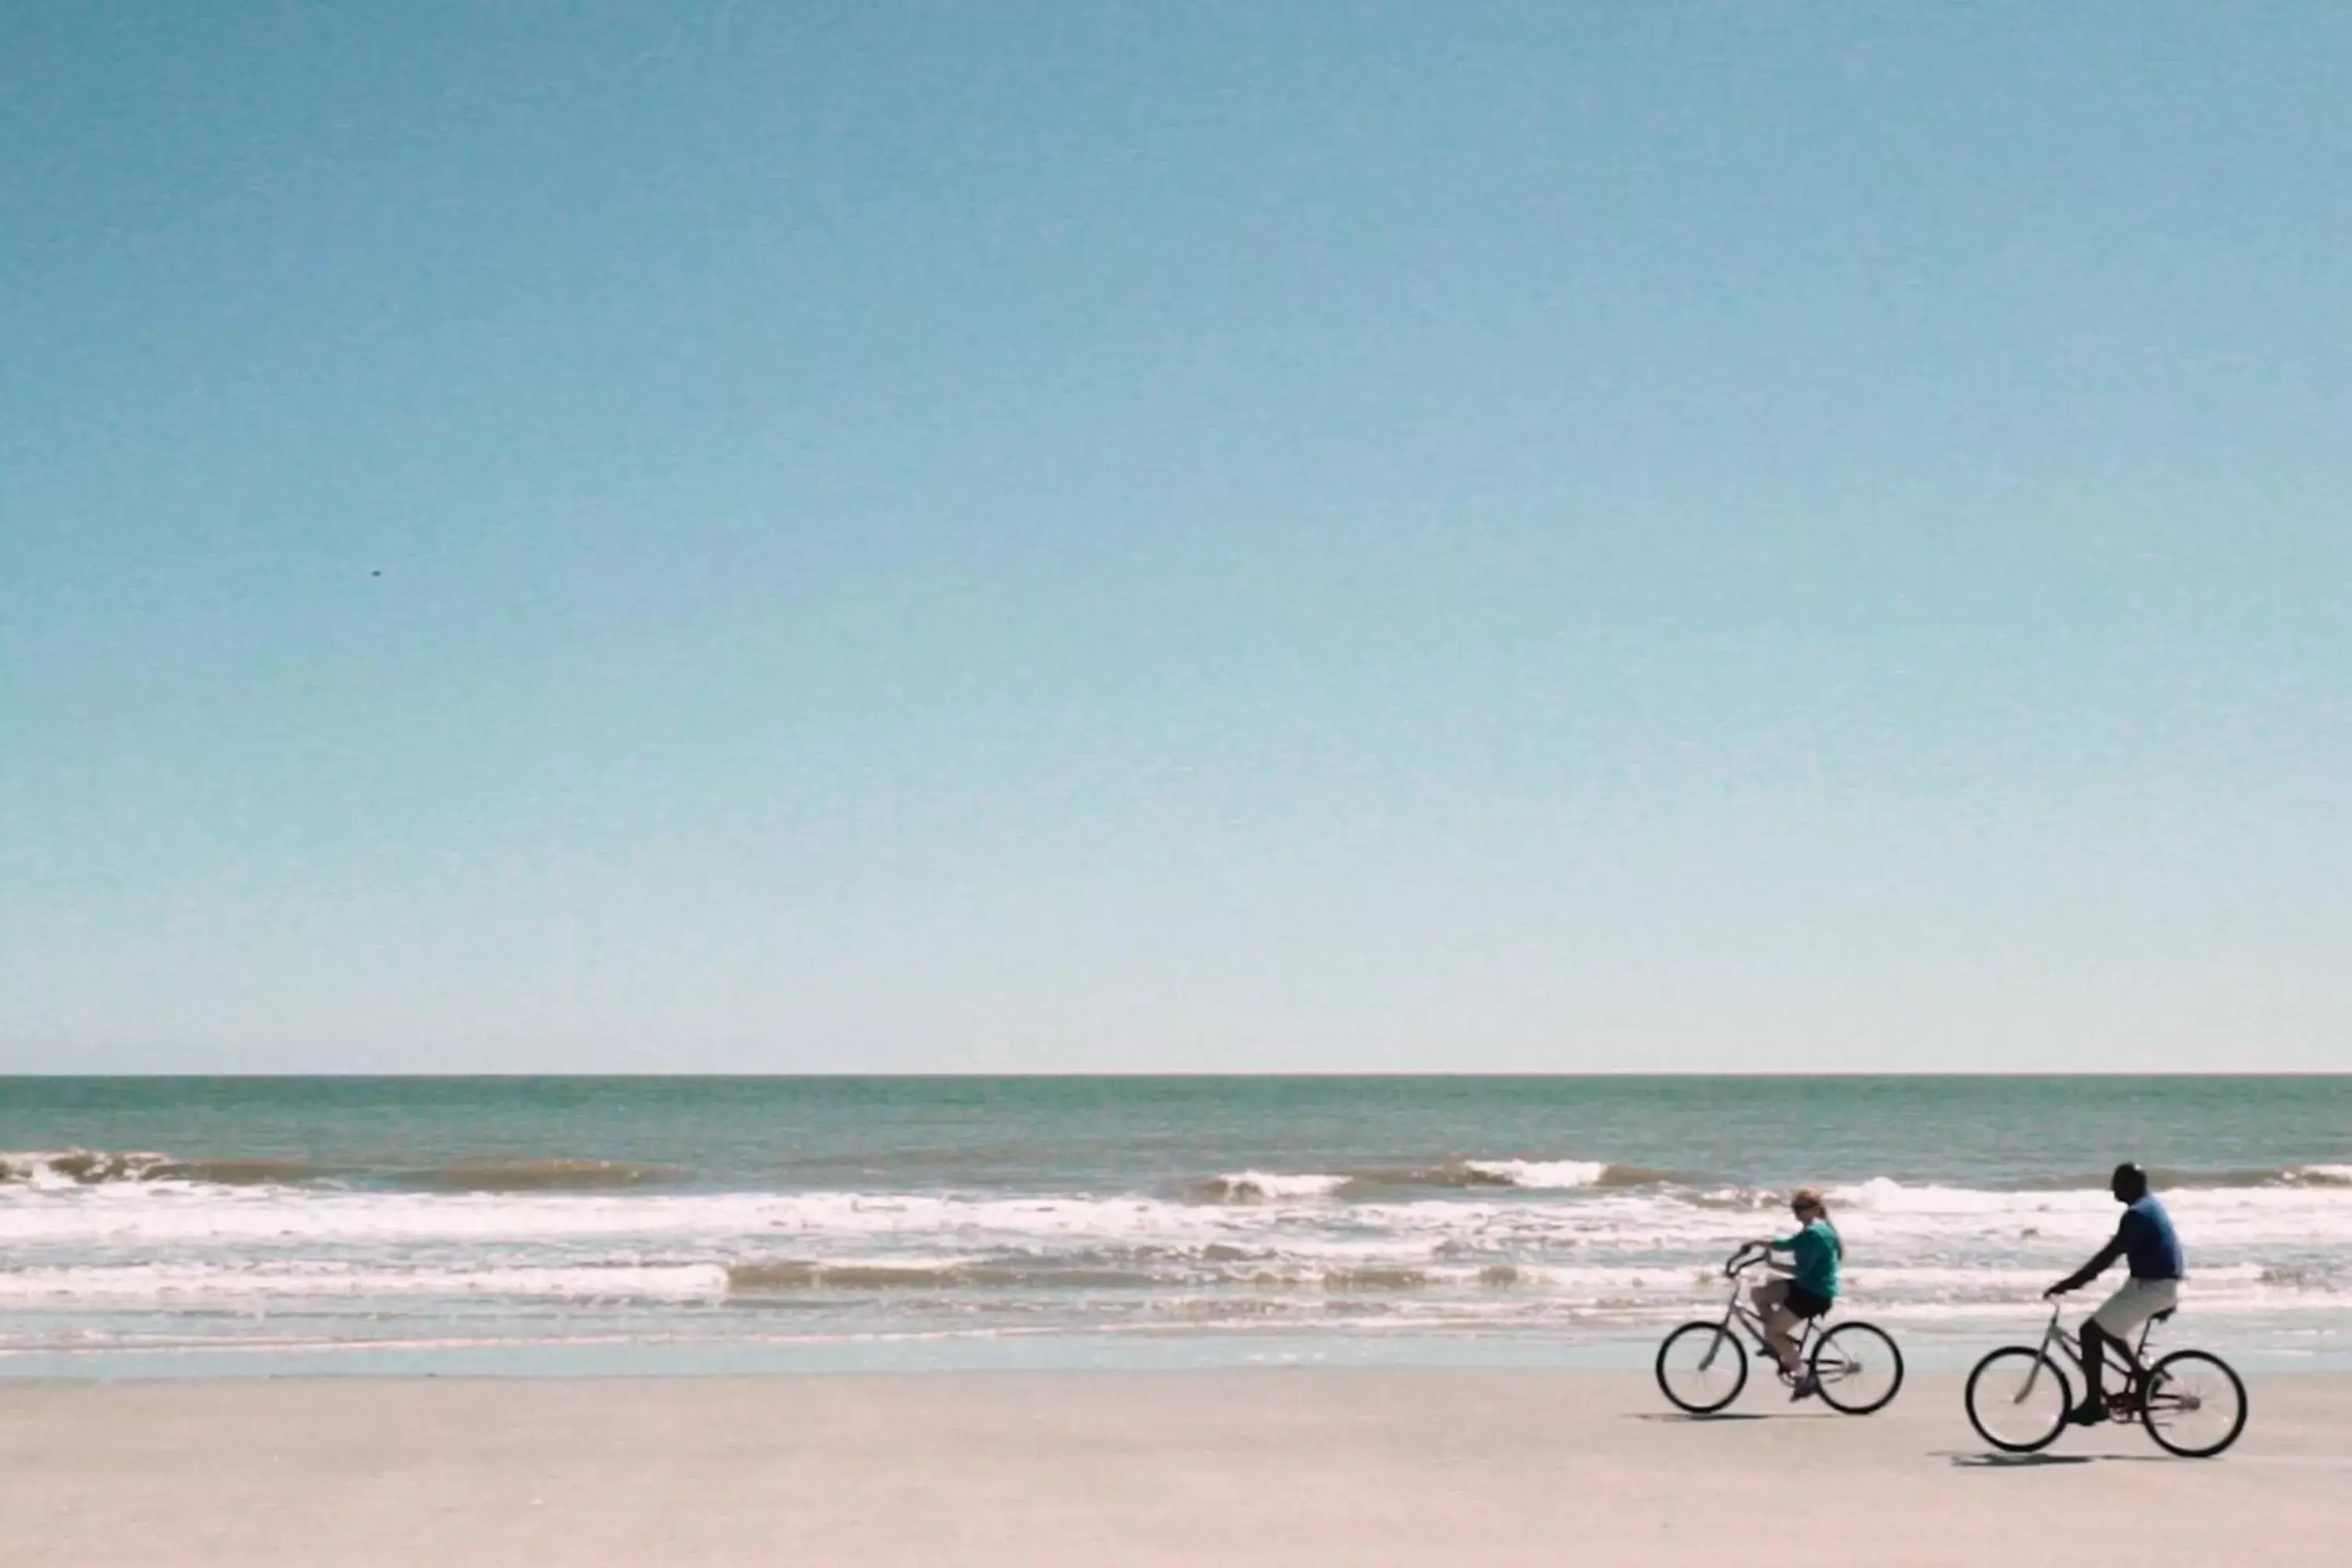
[2,2,2347,1074]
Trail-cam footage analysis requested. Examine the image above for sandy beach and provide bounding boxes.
[2,1369,2344,1566]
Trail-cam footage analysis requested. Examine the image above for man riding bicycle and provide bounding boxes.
[2045,1161,2183,1425]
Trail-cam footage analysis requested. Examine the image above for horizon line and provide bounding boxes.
[3,1068,2343,1080]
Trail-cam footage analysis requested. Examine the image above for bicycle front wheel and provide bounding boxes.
[1655,1321,1748,1414]
[1965,1346,2071,1453]
[2142,1350,2247,1457]
[1809,1321,1904,1414]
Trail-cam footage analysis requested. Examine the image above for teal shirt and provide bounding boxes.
[1772,1218,1842,1300]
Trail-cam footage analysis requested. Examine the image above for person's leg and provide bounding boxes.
[2074,1279,2165,1422]
[2076,1319,2109,1410]
[1764,1306,1802,1375]
[2113,1279,2179,1409]
[1781,1294,1825,1397]
[1751,1279,1799,1373]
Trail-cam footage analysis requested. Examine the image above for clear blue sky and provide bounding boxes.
[4,3,2346,1073]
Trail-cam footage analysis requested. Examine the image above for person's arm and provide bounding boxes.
[1766,1232,1799,1252]
[2048,1221,2130,1296]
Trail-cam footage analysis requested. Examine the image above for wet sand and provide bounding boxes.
[2,1370,2344,1566]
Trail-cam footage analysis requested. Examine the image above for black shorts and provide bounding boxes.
[1785,1286,1832,1319]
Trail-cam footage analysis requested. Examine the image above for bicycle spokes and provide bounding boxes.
[1656,1322,1749,1415]
[1965,1348,2071,1453]
[2140,1352,2248,1458]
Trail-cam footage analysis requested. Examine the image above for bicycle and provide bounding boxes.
[1964,1298,2247,1457]
[1653,1242,1904,1416]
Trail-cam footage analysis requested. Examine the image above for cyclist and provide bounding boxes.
[2045,1161,2183,1425]
[1753,1188,1841,1400]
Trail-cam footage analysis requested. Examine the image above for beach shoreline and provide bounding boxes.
[5,1369,2345,1566]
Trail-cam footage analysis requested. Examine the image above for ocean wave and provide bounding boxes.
[5,1161,2345,1356]
[0,1149,1684,1202]
[5,1175,2345,1255]
[1189,1159,1678,1196]
[19,1144,2339,1206]
[1319,1266,1432,1290]
[0,1149,691,1193]
[729,1259,975,1290]
[2007,1164,2352,1192]
[1461,1159,1611,1189]
[0,1149,321,1187]
[0,1261,731,1303]
[1194,1171,1352,1202]
[1,1149,172,1185]
[1376,1159,1685,1191]
[5,1251,2339,1317]
[2259,1264,2339,1289]
[1824,1174,2245,1217]
[389,1159,689,1192]
[725,1257,1157,1292]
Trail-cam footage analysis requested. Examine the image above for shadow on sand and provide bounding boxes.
[1942,1450,2176,1468]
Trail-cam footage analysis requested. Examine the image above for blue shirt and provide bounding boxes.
[2118,1195,2183,1280]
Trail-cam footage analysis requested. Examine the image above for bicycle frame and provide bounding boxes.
[1695,1244,1828,1376]
[2014,1300,2165,1412]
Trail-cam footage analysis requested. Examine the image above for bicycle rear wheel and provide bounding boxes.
[2141,1350,2247,1457]
[1965,1347,2071,1453]
[1655,1321,1748,1414]
[1809,1321,1904,1414]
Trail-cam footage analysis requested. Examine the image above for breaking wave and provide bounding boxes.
[4,1071,2341,1374]
[0,1149,321,1187]
[1185,1159,1679,1199]
[27,1147,2336,1201]
[5,1149,2345,1359]
[1194,1171,1352,1202]
[0,1149,688,1192]
[1463,1160,1612,1189]
[388,1159,688,1192]
[2005,1164,2352,1192]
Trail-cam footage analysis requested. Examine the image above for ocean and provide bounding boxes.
[2,1076,2346,1377]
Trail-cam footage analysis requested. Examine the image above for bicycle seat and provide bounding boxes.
[2149,1308,2176,1324]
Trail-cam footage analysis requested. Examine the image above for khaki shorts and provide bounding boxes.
[2089,1276,2179,1338]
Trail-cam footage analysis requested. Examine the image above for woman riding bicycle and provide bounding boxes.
[1754,1188,1842,1400]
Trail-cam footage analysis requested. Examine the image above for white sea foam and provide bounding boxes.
[0,1261,731,1303]
[5,1175,2347,1255]
[1205,1172,1351,1201]
[1462,1160,1611,1189]
[0,1149,173,1188]
[3,1170,2344,1353]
